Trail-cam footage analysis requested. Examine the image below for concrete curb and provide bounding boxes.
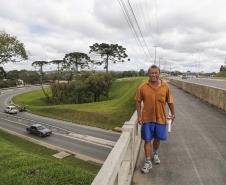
[68,133,115,147]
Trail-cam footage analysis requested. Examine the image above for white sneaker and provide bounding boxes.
[152,154,160,164]
[141,162,152,173]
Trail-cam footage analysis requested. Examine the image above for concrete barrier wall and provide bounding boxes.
[169,79,226,111]
[92,109,142,185]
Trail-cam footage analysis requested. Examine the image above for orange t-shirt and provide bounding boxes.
[135,79,173,124]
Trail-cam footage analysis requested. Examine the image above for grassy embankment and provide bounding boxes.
[215,71,226,78]
[0,130,100,184]
[13,77,148,129]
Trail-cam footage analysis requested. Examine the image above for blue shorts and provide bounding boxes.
[141,122,167,141]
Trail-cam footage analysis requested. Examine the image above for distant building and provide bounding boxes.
[160,73,170,77]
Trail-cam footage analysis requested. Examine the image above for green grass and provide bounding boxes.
[0,130,100,185]
[13,77,148,129]
[215,71,226,78]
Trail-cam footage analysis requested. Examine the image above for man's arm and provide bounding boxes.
[136,101,143,125]
[168,103,175,124]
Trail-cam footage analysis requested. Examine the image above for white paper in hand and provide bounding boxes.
[167,110,172,133]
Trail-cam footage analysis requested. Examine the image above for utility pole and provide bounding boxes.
[198,52,200,78]
[164,61,166,73]
[159,57,162,69]
[196,50,204,78]
[153,46,159,64]
[195,61,196,76]
[170,65,172,76]
[137,66,139,77]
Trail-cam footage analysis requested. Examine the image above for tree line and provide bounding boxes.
[0,30,148,105]
[220,64,226,72]
[0,68,41,88]
[1,29,130,74]
[0,29,131,103]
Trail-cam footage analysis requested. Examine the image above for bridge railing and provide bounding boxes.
[92,109,142,185]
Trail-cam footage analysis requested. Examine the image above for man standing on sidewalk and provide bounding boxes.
[135,64,175,173]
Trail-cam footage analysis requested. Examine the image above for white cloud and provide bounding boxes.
[1,0,226,73]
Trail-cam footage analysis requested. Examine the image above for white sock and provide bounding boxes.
[146,158,151,164]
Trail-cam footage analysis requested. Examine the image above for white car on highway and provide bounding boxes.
[4,106,18,114]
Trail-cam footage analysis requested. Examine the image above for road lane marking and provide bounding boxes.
[0,116,112,149]
[0,126,104,165]
[175,126,204,185]
[4,94,120,136]
[21,111,121,135]
[4,95,14,106]
[183,110,226,169]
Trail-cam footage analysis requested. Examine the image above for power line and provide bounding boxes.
[155,0,159,46]
[118,0,151,63]
[118,0,152,62]
[138,0,150,41]
[144,0,154,45]
[118,0,141,48]
[127,0,153,59]
[131,0,153,59]
[118,0,162,64]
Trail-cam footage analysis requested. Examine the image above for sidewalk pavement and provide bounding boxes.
[132,83,226,185]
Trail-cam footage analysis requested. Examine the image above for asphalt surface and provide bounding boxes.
[0,86,120,142]
[172,77,226,89]
[0,86,121,164]
[132,83,226,185]
[0,116,111,164]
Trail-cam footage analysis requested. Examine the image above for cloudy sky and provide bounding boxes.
[1,0,226,73]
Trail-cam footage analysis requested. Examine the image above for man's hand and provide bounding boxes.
[168,116,175,124]
[168,103,175,125]
[138,116,144,125]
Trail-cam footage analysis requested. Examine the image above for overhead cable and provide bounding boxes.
[118,0,152,62]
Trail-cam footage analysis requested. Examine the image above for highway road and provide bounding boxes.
[0,86,121,164]
[0,116,111,164]
[0,86,120,142]
[172,77,226,89]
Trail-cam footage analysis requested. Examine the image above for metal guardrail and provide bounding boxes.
[92,108,142,185]
[0,85,118,150]
[2,88,116,147]
[0,112,71,135]
[0,112,116,147]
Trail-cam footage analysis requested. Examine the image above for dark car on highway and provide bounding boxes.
[26,124,52,137]
[182,75,187,79]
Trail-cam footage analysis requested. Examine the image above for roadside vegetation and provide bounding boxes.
[215,71,226,78]
[0,130,100,185]
[215,65,226,77]
[13,77,148,129]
